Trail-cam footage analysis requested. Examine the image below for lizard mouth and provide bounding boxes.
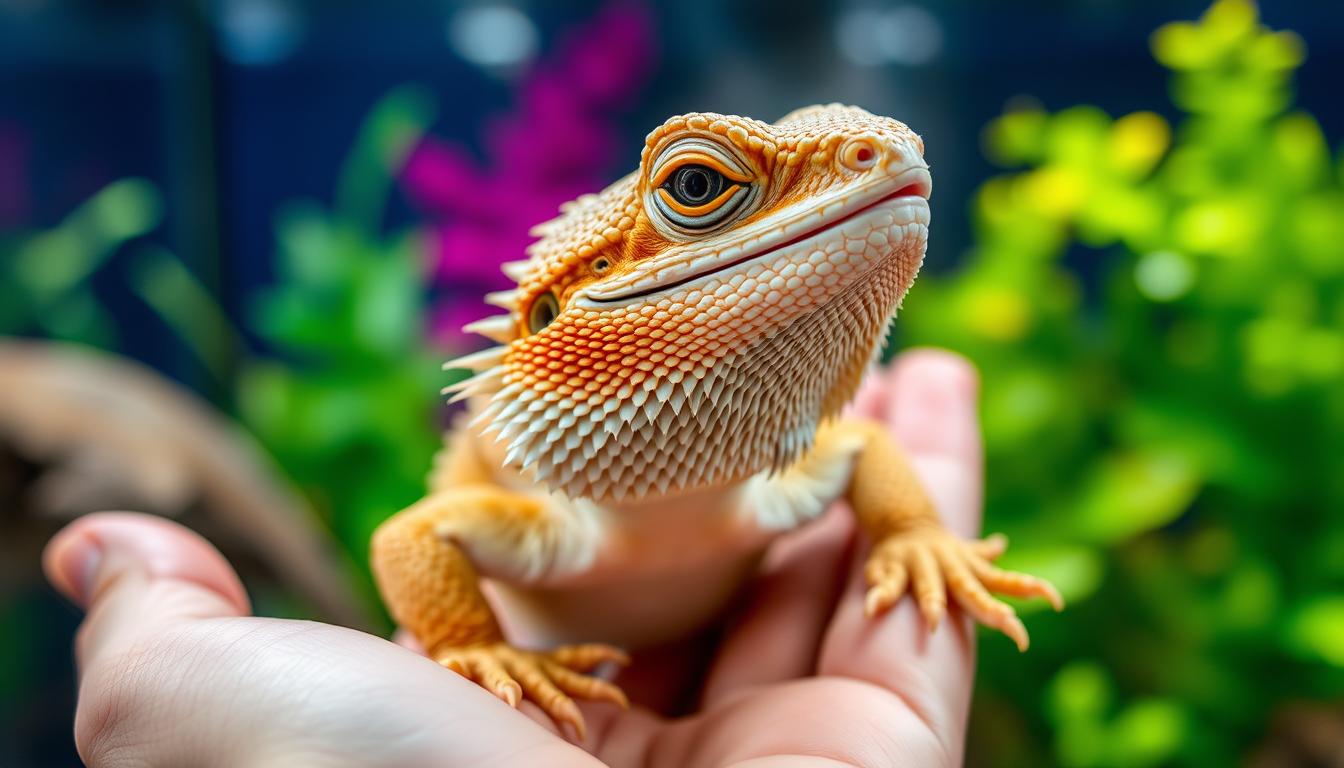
[580,167,932,306]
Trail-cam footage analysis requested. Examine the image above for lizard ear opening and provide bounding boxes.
[528,291,560,334]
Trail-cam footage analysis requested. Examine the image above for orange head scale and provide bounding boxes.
[445,104,931,502]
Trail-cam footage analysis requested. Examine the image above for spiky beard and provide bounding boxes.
[468,235,923,503]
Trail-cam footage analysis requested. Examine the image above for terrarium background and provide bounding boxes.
[3,1,1344,766]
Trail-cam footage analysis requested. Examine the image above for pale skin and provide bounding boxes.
[49,351,1013,767]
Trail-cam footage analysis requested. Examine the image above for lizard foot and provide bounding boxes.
[433,642,630,740]
[863,528,1063,651]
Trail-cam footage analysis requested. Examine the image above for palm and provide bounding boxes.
[579,509,976,768]
[47,351,982,768]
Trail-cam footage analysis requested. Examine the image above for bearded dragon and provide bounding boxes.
[371,104,1061,738]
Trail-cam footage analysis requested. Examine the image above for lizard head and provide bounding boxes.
[448,104,930,501]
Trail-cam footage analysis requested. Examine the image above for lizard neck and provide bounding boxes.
[524,245,905,504]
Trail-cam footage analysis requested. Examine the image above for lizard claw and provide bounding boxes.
[433,642,630,741]
[864,528,1063,651]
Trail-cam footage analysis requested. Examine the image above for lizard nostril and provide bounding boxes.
[840,138,879,171]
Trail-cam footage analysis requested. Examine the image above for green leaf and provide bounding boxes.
[335,86,439,235]
[1107,699,1188,767]
[1071,450,1202,543]
[1217,561,1278,631]
[1151,22,1213,70]
[984,106,1049,166]
[352,239,420,353]
[1285,597,1344,667]
[276,203,344,287]
[13,229,88,301]
[1048,661,1114,724]
[39,289,117,346]
[130,246,241,385]
[87,177,162,241]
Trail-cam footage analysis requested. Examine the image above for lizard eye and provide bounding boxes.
[528,291,559,334]
[665,165,727,207]
[648,137,760,236]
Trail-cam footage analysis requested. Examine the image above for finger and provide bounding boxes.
[45,516,601,767]
[844,365,888,420]
[43,512,250,675]
[819,349,984,761]
[700,507,854,708]
[884,348,983,538]
[820,552,976,763]
[393,628,427,654]
[884,348,981,467]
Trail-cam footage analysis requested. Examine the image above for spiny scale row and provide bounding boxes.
[445,226,925,501]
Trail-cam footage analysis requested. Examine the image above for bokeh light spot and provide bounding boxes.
[1109,111,1170,176]
[1134,250,1194,302]
[835,5,943,67]
[1288,597,1344,667]
[448,5,538,71]
[216,0,305,66]
[966,285,1032,340]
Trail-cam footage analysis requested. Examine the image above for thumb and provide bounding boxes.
[43,512,250,674]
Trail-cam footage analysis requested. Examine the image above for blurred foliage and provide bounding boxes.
[235,86,447,591]
[0,89,448,617]
[0,177,162,346]
[898,1,1344,764]
[0,176,239,385]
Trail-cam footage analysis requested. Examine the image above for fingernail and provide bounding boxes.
[49,513,252,615]
[72,545,102,603]
[46,529,103,606]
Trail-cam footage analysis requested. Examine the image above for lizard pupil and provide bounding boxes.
[668,165,724,206]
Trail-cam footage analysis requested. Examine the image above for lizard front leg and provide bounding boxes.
[370,486,627,739]
[840,419,1063,650]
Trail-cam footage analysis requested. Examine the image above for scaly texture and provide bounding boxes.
[450,105,930,501]
[372,104,1061,740]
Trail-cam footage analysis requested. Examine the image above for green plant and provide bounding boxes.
[0,178,162,345]
[0,89,444,632]
[235,87,448,607]
[898,1,1344,764]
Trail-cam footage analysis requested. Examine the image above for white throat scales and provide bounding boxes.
[455,212,927,503]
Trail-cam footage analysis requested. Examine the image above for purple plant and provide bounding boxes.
[401,2,656,346]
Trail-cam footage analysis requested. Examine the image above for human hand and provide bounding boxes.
[46,349,984,767]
